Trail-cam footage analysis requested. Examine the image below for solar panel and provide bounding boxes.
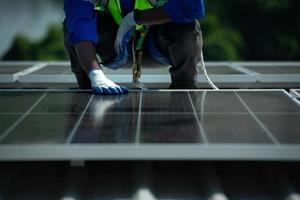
[0,63,35,82]
[0,92,44,113]
[236,91,300,113]
[0,65,31,74]
[0,89,299,161]
[19,63,76,83]
[1,114,77,144]
[206,66,243,75]
[238,63,300,83]
[243,66,300,74]
[31,65,73,75]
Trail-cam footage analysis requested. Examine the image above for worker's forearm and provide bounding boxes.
[135,7,172,26]
[74,41,101,73]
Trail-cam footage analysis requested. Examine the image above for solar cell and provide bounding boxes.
[72,114,137,143]
[0,115,22,136]
[256,114,300,144]
[200,114,273,143]
[86,92,141,114]
[236,91,300,113]
[205,66,243,75]
[243,66,300,74]
[1,114,79,144]
[31,65,72,75]
[189,91,249,113]
[140,114,203,143]
[141,91,193,113]
[31,92,92,113]
[0,92,44,113]
[0,64,33,74]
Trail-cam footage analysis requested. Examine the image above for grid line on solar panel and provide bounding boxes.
[31,92,92,113]
[0,114,81,144]
[189,91,250,113]
[0,114,22,137]
[135,91,143,143]
[187,92,208,143]
[234,91,280,144]
[71,113,138,144]
[0,92,45,113]
[66,95,94,143]
[255,114,300,144]
[198,113,274,144]
[0,93,47,143]
[0,90,299,145]
[236,91,300,113]
[2,113,298,145]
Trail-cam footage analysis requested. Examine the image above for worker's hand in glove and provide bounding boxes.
[115,11,136,55]
[89,69,129,95]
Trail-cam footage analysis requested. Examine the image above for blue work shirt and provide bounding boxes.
[64,0,205,45]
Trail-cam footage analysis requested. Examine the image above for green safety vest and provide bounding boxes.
[95,0,167,26]
[94,0,167,50]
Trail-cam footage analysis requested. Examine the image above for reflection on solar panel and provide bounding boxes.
[0,89,299,161]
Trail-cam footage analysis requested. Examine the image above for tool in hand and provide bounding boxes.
[132,26,149,90]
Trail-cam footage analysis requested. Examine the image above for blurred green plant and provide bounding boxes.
[202,14,244,60]
[3,25,68,61]
[2,0,300,61]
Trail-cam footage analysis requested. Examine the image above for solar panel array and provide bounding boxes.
[0,89,299,161]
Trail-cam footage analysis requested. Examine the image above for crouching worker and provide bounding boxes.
[63,0,205,95]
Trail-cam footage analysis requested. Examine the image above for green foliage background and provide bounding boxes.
[3,0,300,61]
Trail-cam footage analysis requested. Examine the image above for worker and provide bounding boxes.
[63,0,205,95]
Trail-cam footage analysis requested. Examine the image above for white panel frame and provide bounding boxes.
[290,89,300,98]
[0,144,300,161]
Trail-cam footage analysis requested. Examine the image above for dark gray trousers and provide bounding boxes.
[63,12,202,89]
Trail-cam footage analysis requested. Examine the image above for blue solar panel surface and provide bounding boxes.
[0,89,299,160]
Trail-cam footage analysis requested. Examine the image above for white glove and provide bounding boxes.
[88,69,129,95]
